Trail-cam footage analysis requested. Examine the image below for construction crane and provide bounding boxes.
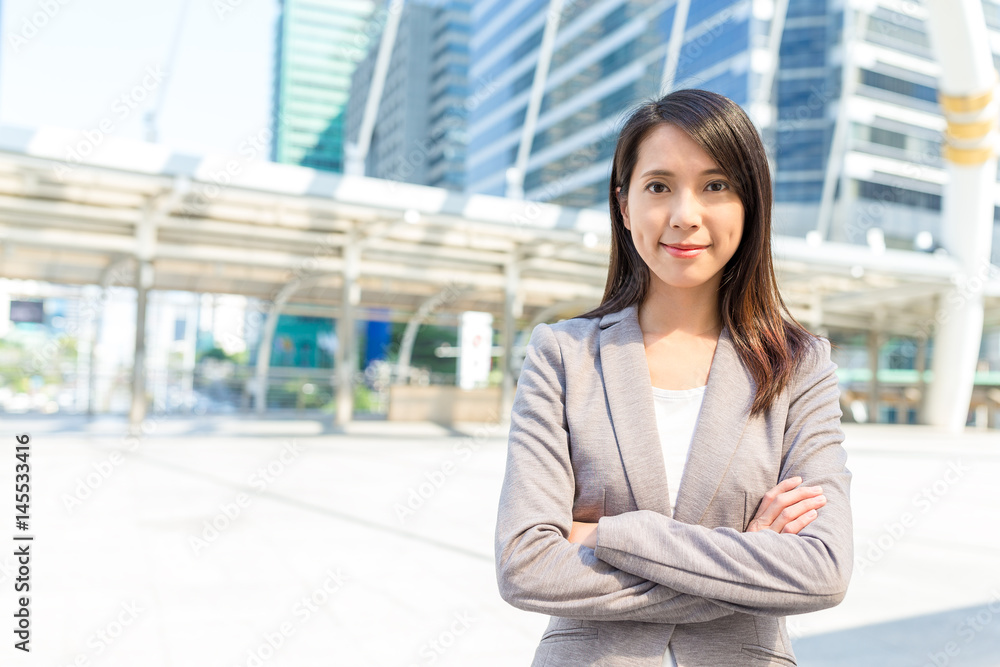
[144,0,192,143]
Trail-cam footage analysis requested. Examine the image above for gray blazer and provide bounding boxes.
[494,302,853,666]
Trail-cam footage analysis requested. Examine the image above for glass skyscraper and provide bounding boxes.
[466,0,777,207]
[465,0,1000,262]
[271,0,377,172]
[345,0,471,190]
[777,0,1000,258]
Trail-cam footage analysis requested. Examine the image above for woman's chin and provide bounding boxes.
[651,273,713,290]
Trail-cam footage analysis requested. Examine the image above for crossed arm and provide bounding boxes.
[494,323,853,622]
[569,475,827,548]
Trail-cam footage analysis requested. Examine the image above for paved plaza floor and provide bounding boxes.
[0,414,998,666]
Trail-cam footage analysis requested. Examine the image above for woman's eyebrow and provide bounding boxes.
[639,168,726,178]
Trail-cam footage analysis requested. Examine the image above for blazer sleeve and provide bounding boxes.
[494,322,734,624]
[593,336,854,617]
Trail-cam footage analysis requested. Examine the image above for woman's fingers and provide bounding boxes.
[744,477,828,534]
[780,508,819,534]
[769,494,826,534]
[768,476,803,498]
[754,476,801,521]
[754,484,823,527]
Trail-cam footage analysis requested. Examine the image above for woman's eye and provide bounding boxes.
[648,183,668,193]
[707,181,729,192]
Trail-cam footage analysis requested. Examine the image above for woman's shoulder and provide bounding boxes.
[794,334,834,371]
[786,333,838,396]
[525,316,602,363]
[531,315,602,344]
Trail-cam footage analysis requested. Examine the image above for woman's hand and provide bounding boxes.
[568,521,599,548]
[745,476,826,534]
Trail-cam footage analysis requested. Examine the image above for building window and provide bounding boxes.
[857,180,941,211]
[859,69,937,104]
[775,180,824,202]
[869,127,907,150]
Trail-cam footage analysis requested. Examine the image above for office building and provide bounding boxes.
[777,0,1000,259]
[466,0,778,208]
[465,0,1000,262]
[345,0,471,190]
[271,0,377,172]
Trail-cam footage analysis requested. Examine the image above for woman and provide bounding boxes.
[494,89,853,666]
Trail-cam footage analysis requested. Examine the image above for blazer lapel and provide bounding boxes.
[598,303,756,525]
[599,303,670,516]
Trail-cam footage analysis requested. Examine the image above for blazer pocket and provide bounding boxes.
[540,627,599,643]
[741,644,797,666]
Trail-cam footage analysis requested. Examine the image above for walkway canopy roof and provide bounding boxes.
[0,124,998,336]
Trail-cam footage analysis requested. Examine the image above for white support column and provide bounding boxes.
[253,299,282,414]
[506,0,564,199]
[915,334,928,424]
[336,229,361,425]
[181,292,198,412]
[501,256,522,423]
[923,0,998,432]
[867,329,881,424]
[129,260,153,429]
[90,256,130,416]
[129,198,158,430]
[75,294,94,414]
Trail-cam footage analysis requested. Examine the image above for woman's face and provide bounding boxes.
[617,123,744,294]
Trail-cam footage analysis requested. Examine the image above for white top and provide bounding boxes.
[650,383,707,667]
[651,384,706,514]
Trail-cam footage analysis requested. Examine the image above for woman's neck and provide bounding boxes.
[638,282,722,339]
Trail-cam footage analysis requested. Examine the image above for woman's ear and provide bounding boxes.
[616,186,630,231]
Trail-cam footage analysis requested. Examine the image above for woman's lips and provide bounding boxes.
[662,244,707,258]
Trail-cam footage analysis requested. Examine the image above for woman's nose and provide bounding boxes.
[670,189,702,228]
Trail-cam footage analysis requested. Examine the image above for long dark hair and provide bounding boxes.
[577,89,827,417]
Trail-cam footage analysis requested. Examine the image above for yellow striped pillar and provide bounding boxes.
[924,0,998,432]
